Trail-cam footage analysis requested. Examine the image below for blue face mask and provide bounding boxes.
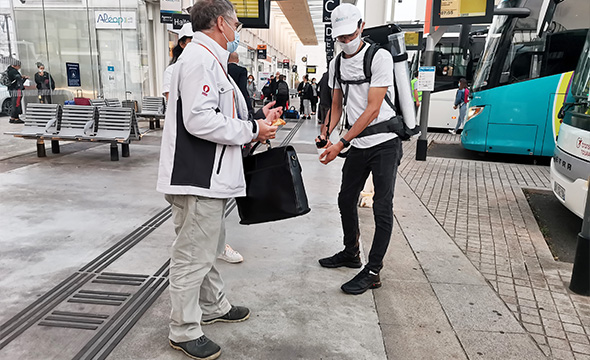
[223,19,240,53]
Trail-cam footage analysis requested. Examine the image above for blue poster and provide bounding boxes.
[66,62,81,87]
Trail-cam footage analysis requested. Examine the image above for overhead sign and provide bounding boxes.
[160,0,181,24]
[66,62,81,87]
[306,65,317,74]
[417,66,435,91]
[404,31,423,50]
[324,24,333,42]
[323,0,340,23]
[432,0,494,26]
[292,65,297,73]
[230,0,271,29]
[172,14,190,29]
[95,11,136,29]
[257,44,267,60]
[283,59,290,69]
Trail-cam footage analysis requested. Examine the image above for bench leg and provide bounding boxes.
[149,119,155,130]
[51,140,60,154]
[36,139,46,157]
[156,119,161,128]
[122,143,130,157]
[110,143,119,161]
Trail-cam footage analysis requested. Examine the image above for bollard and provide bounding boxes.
[569,183,590,296]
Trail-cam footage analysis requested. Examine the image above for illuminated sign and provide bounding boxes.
[432,0,493,26]
[404,31,422,50]
[230,0,270,29]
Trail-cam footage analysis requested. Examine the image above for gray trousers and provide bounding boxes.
[165,194,232,342]
[454,103,467,131]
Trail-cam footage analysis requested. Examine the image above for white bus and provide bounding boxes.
[551,31,590,218]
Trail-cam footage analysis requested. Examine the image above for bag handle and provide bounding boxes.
[248,139,271,156]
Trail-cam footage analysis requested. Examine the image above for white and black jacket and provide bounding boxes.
[157,33,259,198]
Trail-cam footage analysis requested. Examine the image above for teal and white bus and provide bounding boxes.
[551,30,590,218]
[461,0,589,156]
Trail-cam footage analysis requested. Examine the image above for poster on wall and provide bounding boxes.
[66,62,81,87]
[95,11,137,29]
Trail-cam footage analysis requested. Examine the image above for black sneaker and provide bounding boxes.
[169,335,221,360]
[201,305,250,325]
[319,251,362,269]
[341,267,381,295]
[13,119,24,124]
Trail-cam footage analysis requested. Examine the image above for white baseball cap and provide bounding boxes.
[331,3,362,38]
[178,23,194,40]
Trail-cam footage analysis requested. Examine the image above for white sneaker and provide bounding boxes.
[218,244,244,263]
[448,129,456,135]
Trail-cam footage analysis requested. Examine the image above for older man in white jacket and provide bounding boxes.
[157,1,281,359]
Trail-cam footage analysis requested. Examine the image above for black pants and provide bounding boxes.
[275,95,289,113]
[311,97,318,113]
[338,137,403,273]
[10,89,22,119]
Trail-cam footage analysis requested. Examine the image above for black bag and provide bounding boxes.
[236,144,311,225]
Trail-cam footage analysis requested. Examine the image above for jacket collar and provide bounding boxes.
[192,32,230,74]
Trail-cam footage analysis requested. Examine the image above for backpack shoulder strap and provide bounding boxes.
[362,43,381,82]
[334,52,344,87]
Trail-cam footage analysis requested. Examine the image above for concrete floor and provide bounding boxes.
[0,113,557,359]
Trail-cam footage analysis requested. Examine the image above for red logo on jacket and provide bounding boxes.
[202,85,210,96]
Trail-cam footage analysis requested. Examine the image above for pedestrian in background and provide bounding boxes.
[6,59,28,124]
[246,74,257,109]
[411,71,421,115]
[262,78,273,104]
[310,77,318,115]
[301,75,313,119]
[157,1,281,358]
[162,23,193,101]
[34,62,55,104]
[317,71,331,125]
[275,74,289,113]
[228,52,253,114]
[269,74,277,101]
[449,78,469,135]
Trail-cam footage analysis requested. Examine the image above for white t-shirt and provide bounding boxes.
[328,45,396,148]
[162,64,175,95]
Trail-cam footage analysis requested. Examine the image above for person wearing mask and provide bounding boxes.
[228,52,253,114]
[262,77,273,104]
[157,1,281,358]
[246,74,257,109]
[275,74,289,113]
[301,75,313,119]
[316,3,406,295]
[162,23,194,101]
[6,59,28,124]
[310,77,318,115]
[449,78,469,134]
[34,62,55,104]
[317,71,331,125]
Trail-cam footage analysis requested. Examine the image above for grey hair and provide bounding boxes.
[191,0,235,32]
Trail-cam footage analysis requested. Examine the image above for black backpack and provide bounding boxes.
[277,81,289,96]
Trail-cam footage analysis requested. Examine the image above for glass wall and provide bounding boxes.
[0,0,149,116]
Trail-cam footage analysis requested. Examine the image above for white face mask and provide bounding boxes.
[339,32,362,55]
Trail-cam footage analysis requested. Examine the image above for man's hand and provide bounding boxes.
[416,101,420,107]
[265,106,283,125]
[315,134,332,149]
[255,120,277,142]
[262,101,276,117]
[319,141,343,165]
[453,105,457,110]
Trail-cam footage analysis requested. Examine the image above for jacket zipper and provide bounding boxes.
[216,145,227,175]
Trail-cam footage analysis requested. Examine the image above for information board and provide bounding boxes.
[230,0,270,29]
[432,0,494,26]
[417,66,435,91]
[66,62,81,87]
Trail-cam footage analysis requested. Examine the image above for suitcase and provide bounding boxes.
[74,89,91,106]
[284,106,299,119]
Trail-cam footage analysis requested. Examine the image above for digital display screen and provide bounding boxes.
[229,0,270,28]
[440,0,487,18]
[404,32,421,48]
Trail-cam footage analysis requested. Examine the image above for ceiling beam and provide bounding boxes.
[276,0,318,45]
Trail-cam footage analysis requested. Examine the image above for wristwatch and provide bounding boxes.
[339,138,351,148]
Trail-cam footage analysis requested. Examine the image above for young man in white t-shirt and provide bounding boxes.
[317,3,404,295]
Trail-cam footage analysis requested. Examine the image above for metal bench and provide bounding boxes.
[5,103,62,157]
[89,98,107,107]
[106,98,122,107]
[53,105,97,140]
[82,107,134,161]
[136,96,166,129]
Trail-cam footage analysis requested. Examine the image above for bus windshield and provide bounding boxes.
[571,32,590,104]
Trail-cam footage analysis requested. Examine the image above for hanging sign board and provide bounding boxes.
[230,0,271,29]
[323,0,340,23]
[417,66,435,91]
[432,0,494,26]
[306,65,317,74]
[172,14,190,29]
[257,45,267,60]
[160,0,181,24]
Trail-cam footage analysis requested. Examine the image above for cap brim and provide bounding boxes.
[331,22,358,38]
